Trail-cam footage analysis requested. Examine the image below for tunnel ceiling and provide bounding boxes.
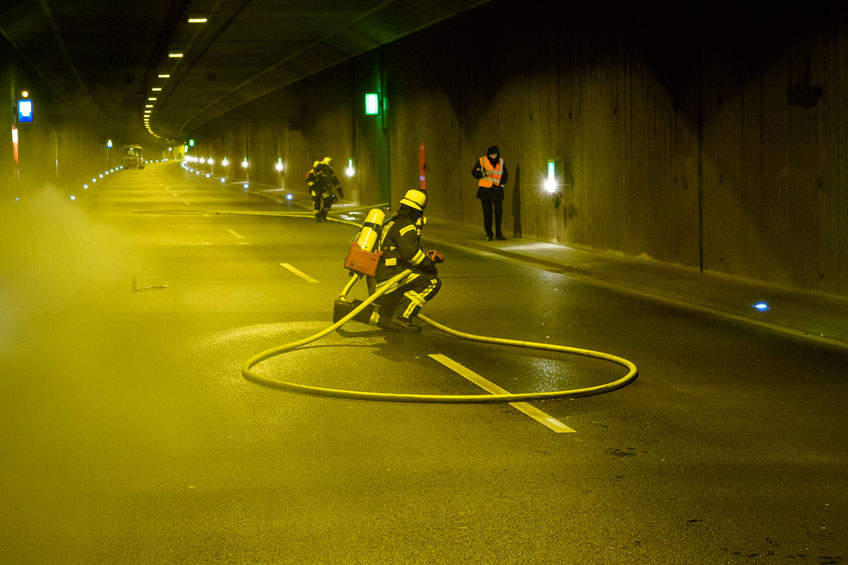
[1,0,489,144]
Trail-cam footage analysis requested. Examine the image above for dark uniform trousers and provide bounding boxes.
[375,272,441,321]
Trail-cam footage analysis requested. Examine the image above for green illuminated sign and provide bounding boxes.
[365,93,380,115]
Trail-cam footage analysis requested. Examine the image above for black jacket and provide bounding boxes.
[305,163,343,198]
[375,207,437,281]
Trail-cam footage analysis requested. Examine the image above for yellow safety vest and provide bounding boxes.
[478,157,504,188]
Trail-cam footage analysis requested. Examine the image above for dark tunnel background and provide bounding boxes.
[2,0,848,298]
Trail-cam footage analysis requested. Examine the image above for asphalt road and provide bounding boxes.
[1,162,846,564]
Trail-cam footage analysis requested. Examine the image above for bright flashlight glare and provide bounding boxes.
[345,167,355,177]
[286,193,293,201]
[544,178,558,193]
[220,177,226,183]
[752,302,770,311]
[275,162,284,172]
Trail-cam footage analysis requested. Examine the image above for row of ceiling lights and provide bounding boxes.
[143,14,209,138]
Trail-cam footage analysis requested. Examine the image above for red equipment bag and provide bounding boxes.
[344,242,382,276]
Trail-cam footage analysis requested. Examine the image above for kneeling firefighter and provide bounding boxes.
[374,189,443,332]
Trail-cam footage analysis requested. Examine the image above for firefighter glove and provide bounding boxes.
[426,249,444,263]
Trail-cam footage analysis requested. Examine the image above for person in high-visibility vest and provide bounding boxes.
[471,145,509,240]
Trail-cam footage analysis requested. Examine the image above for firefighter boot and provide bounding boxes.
[386,314,421,333]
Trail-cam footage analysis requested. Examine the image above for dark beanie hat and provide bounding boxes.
[487,145,499,155]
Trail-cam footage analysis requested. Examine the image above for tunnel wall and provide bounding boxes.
[191,1,848,300]
[1,37,129,202]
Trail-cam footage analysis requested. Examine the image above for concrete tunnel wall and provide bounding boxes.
[190,1,848,300]
[1,38,132,203]
[3,2,845,300]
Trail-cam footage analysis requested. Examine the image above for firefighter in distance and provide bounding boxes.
[305,156,343,221]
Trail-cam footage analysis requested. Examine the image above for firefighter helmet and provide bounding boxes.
[400,189,427,211]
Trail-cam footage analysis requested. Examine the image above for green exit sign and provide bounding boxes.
[365,93,380,115]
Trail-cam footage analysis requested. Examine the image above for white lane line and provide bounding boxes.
[226,229,245,240]
[428,353,576,434]
[280,263,319,284]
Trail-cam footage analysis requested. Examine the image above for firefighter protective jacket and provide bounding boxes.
[305,163,343,198]
[375,207,437,281]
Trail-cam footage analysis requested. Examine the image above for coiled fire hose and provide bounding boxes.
[241,269,638,403]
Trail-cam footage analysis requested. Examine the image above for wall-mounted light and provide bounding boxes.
[168,52,184,58]
[345,158,355,177]
[544,160,558,193]
[275,158,284,172]
[241,158,249,169]
[221,158,229,167]
[188,16,208,23]
[158,74,170,78]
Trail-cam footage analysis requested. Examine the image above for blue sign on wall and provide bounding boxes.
[18,99,33,122]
